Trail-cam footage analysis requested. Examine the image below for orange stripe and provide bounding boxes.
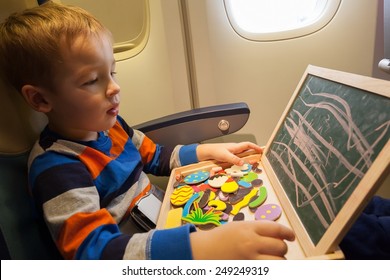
[108,122,129,158]
[78,122,128,180]
[79,147,111,179]
[57,209,116,259]
[138,136,157,165]
[123,183,152,220]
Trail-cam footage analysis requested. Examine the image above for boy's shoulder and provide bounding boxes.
[28,116,134,164]
[28,129,81,169]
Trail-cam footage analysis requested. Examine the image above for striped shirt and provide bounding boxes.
[28,116,198,259]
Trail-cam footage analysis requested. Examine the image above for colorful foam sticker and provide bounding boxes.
[198,189,211,208]
[170,185,194,206]
[165,208,183,229]
[218,191,229,201]
[182,201,221,226]
[221,180,239,193]
[248,186,267,210]
[184,170,210,184]
[254,204,282,221]
[230,188,258,215]
[169,161,283,229]
[208,199,227,211]
[237,180,252,188]
[224,164,251,177]
[251,162,262,173]
[241,171,258,183]
[191,182,217,193]
[182,192,200,217]
[208,174,229,188]
[223,203,233,215]
[229,188,252,204]
[233,212,245,221]
[209,166,223,177]
[250,178,263,187]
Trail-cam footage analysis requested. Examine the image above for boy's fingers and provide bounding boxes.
[231,155,244,166]
[234,142,263,154]
[254,220,296,241]
[254,237,289,257]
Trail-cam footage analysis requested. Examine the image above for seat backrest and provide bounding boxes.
[0,152,60,259]
[0,12,59,257]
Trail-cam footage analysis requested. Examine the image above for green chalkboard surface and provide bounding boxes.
[263,66,390,255]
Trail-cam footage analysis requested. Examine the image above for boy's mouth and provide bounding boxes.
[107,104,119,116]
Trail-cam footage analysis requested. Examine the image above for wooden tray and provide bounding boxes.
[157,65,390,259]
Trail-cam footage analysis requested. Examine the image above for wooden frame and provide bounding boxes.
[262,65,390,257]
[157,65,390,259]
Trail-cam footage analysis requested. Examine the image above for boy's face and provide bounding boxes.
[43,34,120,141]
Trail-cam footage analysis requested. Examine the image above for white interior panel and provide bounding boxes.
[115,0,192,126]
[177,0,389,197]
[184,0,381,145]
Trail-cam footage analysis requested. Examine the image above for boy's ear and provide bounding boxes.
[21,85,52,113]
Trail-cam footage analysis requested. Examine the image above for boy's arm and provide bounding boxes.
[196,142,263,166]
[29,155,134,259]
[31,155,198,260]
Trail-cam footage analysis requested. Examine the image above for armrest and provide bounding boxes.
[133,102,250,146]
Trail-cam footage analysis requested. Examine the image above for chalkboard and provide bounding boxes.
[263,65,390,256]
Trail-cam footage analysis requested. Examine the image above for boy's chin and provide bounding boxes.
[104,116,118,130]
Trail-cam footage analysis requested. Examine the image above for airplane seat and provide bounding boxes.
[0,78,59,259]
[0,75,251,259]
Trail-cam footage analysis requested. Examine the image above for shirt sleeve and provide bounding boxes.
[149,224,197,259]
[30,160,131,259]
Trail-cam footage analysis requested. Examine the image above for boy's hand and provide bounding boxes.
[190,220,295,260]
[196,142,263,166]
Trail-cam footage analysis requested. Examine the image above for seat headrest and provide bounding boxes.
[0,78,47,155]
[0,1,46,155]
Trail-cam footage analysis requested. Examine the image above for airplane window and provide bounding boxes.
[58,0,150,61]
[224,0,341,41]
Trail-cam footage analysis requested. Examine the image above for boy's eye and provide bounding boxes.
[83,78,98,86]
[111,71,117,77]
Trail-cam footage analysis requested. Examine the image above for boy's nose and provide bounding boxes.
[106,79,120,97]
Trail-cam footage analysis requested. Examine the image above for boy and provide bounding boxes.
[0,1,295,260]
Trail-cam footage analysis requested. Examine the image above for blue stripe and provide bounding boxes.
[29,152,79,189]
[76,224,122,260]
[116,115,134,138]
[150,224,196,259]
[143,144,162,174]
[32,162,94,207]
[93,139,141,199]
[179,144,199,166]
[101,235,131,260]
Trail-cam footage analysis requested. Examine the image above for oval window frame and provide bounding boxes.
[55,0,150,61]
[223,0,341,41]
[113,0,150,61]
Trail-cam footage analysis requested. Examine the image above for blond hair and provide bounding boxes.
[0,1,111,92]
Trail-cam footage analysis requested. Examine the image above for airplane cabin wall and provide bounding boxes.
[116,0,192,127]
[182,0,382,146]
[173,0,389,197]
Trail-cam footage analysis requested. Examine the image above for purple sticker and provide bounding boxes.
[254,204,282,221]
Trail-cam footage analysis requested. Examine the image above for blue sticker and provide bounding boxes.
[184,170,210,184]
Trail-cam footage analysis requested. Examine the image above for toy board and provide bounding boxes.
[157,153,344,259]
[156,65,390,259]
[263,65,390,257]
